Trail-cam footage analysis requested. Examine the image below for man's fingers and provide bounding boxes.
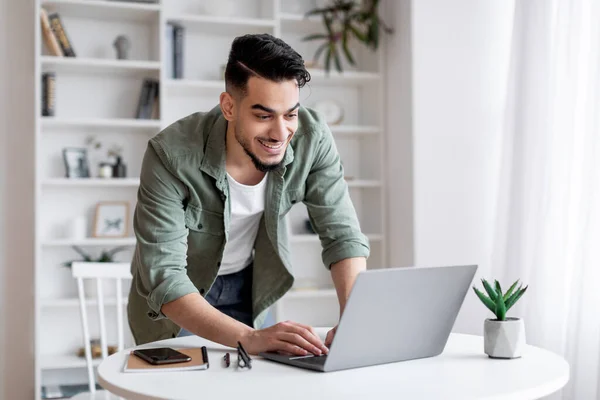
[325,330,333,347]
[280,321,328,353]
[278,332,323,355]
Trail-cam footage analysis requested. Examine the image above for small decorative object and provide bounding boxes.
[312,99,344,125]
[62,148,90,178]
[302,0,393,73]
[92,201,129,238]
[112,156,127,178]
[473,279,529,359]
[98,162,113,178]
[77,339,118,359]
[113,34,131,60]
[66,216,87,239]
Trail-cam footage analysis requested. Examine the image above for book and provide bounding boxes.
[173,24,184,79]
[48,12,76,57]
[135,79,151,119]
[40,8,63,56]
[42,72,56,117]
[123,347,208,373]
[150,80,160,119]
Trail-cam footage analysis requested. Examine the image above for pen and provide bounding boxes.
[201,346,209,369]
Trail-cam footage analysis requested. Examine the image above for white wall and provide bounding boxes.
[409,0,515,334]
[0,0,36,399]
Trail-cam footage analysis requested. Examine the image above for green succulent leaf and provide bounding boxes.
[495,291,507,321]
[505,286,528,311]
[473,287,495,314]
[494,280,503,297]
[481,279,498,302]
[503,280,520,302]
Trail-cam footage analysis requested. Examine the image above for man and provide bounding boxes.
[127,33,369,357]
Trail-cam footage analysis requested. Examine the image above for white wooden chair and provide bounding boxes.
[71,262,132,400]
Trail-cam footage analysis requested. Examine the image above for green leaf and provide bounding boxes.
[504,284,523,308]
[495,290,506,321]
[494,280,503,297]
[481,279,498,302]
[349,23,367,43]
[505,286,528,311]
[324,46,332,74]
[503,280,520,302]
[473,287,495,314]
[302,33,328,42]
[341,25,356,65]
[368,15,379,48]
[331,43,343,73]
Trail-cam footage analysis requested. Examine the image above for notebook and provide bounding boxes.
[123,347,208,373]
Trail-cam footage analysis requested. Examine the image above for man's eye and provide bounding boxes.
[287,114,298,118]
[257,115,270,120]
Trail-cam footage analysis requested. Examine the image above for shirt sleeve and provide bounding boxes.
[132,141,199,321]
[304,124,371,269]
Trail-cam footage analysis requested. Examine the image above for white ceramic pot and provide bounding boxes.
[484,317,526,359]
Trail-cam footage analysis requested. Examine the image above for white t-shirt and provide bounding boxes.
[218,172,268,276]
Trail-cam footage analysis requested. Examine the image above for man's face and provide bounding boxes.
[232,77,300,172]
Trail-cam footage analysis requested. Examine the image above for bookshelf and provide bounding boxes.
[34,0,387,397]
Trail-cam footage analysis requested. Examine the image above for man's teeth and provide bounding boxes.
[258,139,284,149]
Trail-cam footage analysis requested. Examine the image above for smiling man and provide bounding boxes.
[127,34,370,356]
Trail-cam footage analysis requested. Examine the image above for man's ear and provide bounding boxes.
[220,91,236,121]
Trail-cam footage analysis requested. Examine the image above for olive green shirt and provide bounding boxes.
[127,105,370,345]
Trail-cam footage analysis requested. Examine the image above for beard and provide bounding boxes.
[235,125,286,173]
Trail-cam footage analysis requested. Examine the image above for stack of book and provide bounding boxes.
[165,23,184,79]
[40,8,75,57]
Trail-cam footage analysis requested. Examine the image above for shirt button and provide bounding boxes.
[199,288,205,295]
[291,199,297,204]
[217,261,221,267]
[198,223,203,229]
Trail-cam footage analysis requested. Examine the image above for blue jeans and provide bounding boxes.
[177,264,275,337]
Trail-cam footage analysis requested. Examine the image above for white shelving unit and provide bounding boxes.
[34,0,386,397]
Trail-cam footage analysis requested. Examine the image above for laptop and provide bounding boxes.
[259,264,478,372]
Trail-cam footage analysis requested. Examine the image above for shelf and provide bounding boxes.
[41,56,160,75]
[42,237,136,247]
[291,234,383,244]
[41,117,161,131]
[166,14,276,35]
[165,79,225,93]
[346,180,382,188]
[284,288,337,300]
[40,354,101,370]
[42,178,140,187]
[41,0,160,22]
[330,125,380,136]
[307,69,381,85]
[41,297,128,308]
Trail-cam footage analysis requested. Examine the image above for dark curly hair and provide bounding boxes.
[225,33,311,96]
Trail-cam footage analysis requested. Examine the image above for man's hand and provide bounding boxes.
[325,325,338,347]
[242,320,329,356]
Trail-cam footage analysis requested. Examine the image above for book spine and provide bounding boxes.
[48,13,76,57]
[143,80,157,119]
[42,72,56,117]
[165,23,174,79]
[40,8,63,57]
[151,80,160,120]
[173,25,183,79]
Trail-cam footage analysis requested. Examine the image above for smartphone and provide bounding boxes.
[132,347,192,365]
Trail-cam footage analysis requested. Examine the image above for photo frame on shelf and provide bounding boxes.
[92,201,129,238]
[62,147,90,178]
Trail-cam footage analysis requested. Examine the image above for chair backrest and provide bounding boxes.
[71,262,132,394]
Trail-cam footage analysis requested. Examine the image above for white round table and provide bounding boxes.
[98,329,569,400]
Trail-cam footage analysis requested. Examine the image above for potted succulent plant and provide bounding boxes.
[473,279,528,359]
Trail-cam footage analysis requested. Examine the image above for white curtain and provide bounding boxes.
[491,0,600,398]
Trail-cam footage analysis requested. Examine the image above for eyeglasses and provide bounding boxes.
[237,341,252,370]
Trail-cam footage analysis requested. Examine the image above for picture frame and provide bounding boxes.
[62,147,90,178]
[92,201,129,238]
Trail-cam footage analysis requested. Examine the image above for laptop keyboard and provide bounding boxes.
[292,354,328,366]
